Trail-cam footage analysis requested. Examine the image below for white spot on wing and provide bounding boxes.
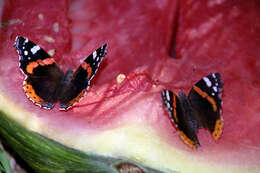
[203,77,212,87]
[53,22,59,32]
[23,80,26,86]
[166,102,171,109]
[165,91,171,101]
[162,91,165,97]
[212,73,216,79]
[213,86,218,92]
[93,51,97,59]
[31,45,40,54]
[24,50,28,55]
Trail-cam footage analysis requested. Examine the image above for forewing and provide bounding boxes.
[59,44,107,110]
[161,90,200,149]
[15,36,64,109]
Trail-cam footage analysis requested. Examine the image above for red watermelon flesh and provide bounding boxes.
[0,0,260,172]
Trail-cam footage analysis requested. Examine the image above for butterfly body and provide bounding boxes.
[15,36,107,111]
[161,73,224,149]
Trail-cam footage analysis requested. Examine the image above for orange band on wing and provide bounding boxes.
[26,62,39,74]
[26,58,55,74]
[193,85,217,112]
[178,131,197,149]
[42,58,55,65]
[172,96,178,123]
[212,118,224,141]
[23,81,45,104]
[81,62,92,79]
[66,89,86,108]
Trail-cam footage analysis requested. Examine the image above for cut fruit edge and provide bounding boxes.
[0,94,167,173]
[0,86,259,173]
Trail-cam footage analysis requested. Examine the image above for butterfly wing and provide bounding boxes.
[15,36,64,109]
[161,90,200,149]
[59,44,107,110]
[188,73,224,140]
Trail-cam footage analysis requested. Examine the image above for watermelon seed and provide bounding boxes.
[47,49,56,57]
[53,22,59,33]
[38,13,44,21]
[43,36,55,43]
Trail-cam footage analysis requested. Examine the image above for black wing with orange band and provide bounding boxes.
[58,44,107,110]
[161,90,200,149]
[15,36,64,109]
[188,73,224,141]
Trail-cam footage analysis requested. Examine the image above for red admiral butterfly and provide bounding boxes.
[161,73,224,149]
[14,36,107,111]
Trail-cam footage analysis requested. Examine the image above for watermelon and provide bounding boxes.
[0,0,260,172]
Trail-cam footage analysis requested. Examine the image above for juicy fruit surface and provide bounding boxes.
[0,0,260,172]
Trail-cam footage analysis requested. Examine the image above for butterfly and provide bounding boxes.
[161,73,224,149]
[14,36,107,111]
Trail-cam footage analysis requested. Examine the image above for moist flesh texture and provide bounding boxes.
[0,0,260,172]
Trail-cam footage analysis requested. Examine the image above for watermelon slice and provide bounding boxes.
[0,0,260,172]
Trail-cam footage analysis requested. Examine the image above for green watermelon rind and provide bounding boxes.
[0,110,168,173]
